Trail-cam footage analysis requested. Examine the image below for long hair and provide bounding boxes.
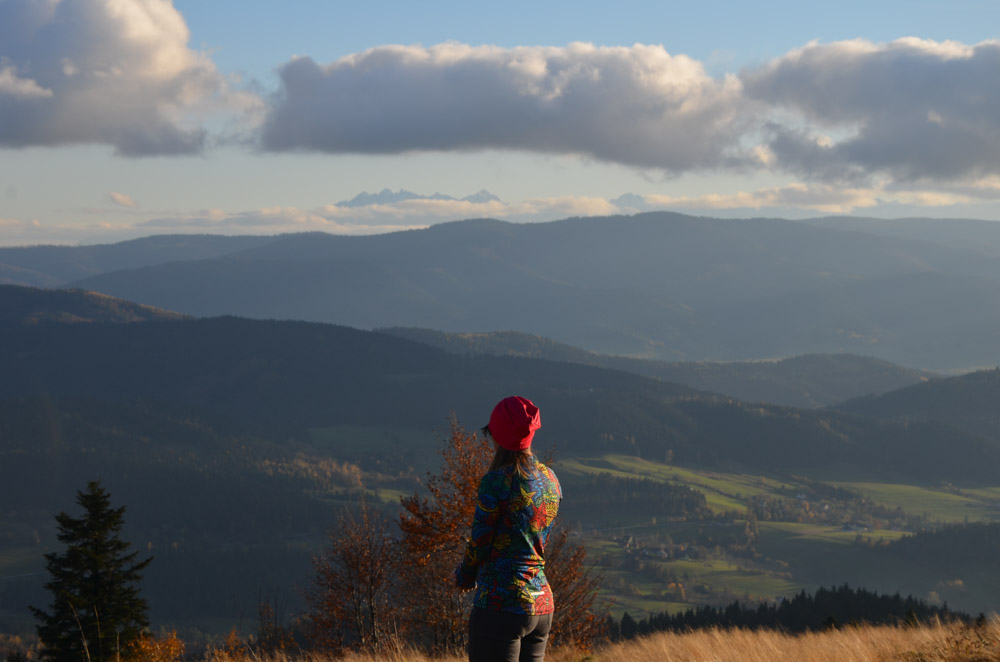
[483,427,534,479]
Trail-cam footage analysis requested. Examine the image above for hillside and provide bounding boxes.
[805,216,1000,258]
[382,327,935,408]
[0,285,188,324]
[0,234,274,287]
[2,312,996,483]
[0,395,349,633]
[836,368,1000,440]
[0,285,994,481]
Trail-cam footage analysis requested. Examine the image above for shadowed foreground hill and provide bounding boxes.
[2,314,998,483]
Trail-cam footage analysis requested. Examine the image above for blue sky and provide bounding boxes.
[1,0,1000,246]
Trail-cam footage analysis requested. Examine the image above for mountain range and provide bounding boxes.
[335,188,501,207]
[3,212,999,371]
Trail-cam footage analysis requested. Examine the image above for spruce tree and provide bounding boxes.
[31,481,152,662]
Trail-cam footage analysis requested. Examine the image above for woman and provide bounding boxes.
[455,396,562,662]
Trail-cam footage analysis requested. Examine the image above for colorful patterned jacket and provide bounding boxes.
[455,456,562,614]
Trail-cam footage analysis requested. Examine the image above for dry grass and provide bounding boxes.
[592,622,1000,662]
[200,621,1000,662]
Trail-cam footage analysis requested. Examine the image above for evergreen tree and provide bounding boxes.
[31,481,152,662]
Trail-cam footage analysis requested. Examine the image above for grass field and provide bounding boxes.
[833,481,1000,523]
[553,453,1000,618]
[559,453,1000,525]
[556,455,782,514]
[150,620,1000,662]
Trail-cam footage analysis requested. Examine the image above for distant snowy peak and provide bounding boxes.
[337,189,423,207]
[462,189,501,204]
[337,188,502,207]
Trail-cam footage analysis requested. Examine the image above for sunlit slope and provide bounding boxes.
[0,284,188,324]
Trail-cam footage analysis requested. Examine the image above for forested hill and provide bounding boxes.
[0,285,188,324]
[381,327,935,408]
[6,213,1000,370]
[2,310,998,483]
[835,368,1000,441]
[804,216,1000,257]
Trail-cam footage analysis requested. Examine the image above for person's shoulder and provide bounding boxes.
[533,459,560,486]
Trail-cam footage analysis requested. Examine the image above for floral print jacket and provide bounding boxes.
[455,456,562,614]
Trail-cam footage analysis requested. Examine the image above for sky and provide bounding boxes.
[2,0,1000,246]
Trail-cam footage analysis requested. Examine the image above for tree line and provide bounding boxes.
[608,584,968,640]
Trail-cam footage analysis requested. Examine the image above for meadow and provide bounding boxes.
[197,621,1000,662]
[554,454,1000,619]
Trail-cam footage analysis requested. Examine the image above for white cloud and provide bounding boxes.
[258,37,1000,188]
[643,183,881,214]
[133,192,622,237]
[0,0,235,155]
[108,192,138,208]
[261,43,750,172]
[742,38,1000,182]
[138,207,429,235]
[507,196,620,219]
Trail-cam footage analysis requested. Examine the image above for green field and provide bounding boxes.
[833,481,1000,523]
[556,453,1000,618]
[586,536,801,619]
[556,455,783,513]
[558,454,1000,524]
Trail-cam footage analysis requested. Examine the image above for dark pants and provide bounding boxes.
[468,607,553,662]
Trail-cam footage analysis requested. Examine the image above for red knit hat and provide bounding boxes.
[487,396,541,451]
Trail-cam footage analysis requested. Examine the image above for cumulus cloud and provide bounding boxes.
[0,0,232,155]
[108,192,138,208]
[261,43,750,172]
[742,38,1000,182]
[257,37,1000,187]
